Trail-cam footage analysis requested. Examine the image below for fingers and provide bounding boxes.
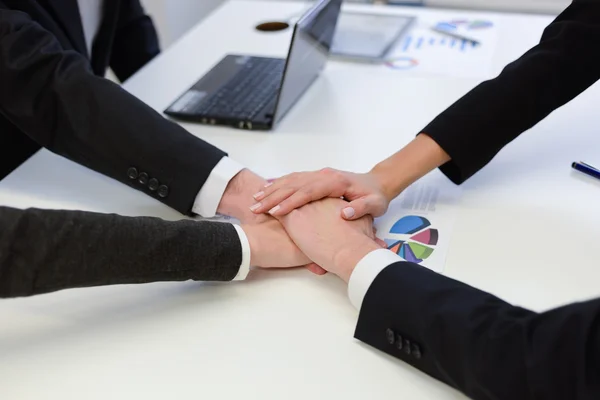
[252,168,351,216]
[251,187,296,215]
[251,173,305,213]
[341,195,389,220]
[252,179,335,217]
[341,197,372,220]
[253,173,298,202]
[305,263,327,275]
[267,188,322,216]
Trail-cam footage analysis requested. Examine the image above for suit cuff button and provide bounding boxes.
[386,328,395,345]
[395,334,403,350]
[148,178,159,191]
[127,167,138,180]
[138,172,149,185]
[158,185,169,198]
[411,344,422,359]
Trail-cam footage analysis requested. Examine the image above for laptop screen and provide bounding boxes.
[272,0,342,124]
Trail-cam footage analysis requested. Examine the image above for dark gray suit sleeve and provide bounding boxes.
[0,206,243,298]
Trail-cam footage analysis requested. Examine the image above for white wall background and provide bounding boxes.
[140,0,225,48]
[427,0,569,14]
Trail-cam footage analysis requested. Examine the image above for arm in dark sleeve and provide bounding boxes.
[110,0,160,81]
[355,262,600,400]
[0,206,242,298]
[0,6,225,215]
[422,0,600,184]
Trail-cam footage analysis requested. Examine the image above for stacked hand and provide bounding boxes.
[251,168,391,221]
[241,219,326,275]
[277,198,383,282]
[218,168,388,279]
[249,134,451,223]
[218,168,326,274]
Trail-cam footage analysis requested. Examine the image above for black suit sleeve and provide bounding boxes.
[0,206,243,298]
[422,0,600,184]
[110,0,160,82]
[355,262,600,400]
[0,6,226,215]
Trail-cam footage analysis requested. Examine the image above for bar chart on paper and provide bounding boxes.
[400,34,478,54]
[384,16,498,78]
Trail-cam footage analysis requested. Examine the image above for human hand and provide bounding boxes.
[251,134,451,221]
[277,198,382,283]
[217,169,325,274]
[217,168,271,224]
[251,168,391,220]
[241,219,326,275]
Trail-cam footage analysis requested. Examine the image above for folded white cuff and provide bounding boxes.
[192,157,245,218]
[231,224,251,280]
[348,249,403,310]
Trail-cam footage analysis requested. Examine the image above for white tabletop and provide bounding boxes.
[1,1,598,399]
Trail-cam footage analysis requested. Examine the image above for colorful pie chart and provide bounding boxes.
[384,215,437,264]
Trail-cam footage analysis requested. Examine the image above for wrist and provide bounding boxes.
[218,169,268,223]
[333,237,381,283]
[241,224,262,267]
[370,164,409,203]
[370,133,450,200]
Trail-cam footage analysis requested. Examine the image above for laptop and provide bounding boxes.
[164,0,342,131]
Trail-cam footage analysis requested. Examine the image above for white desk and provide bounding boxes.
[1,2,598,399]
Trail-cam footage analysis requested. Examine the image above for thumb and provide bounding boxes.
[341,197,374,220]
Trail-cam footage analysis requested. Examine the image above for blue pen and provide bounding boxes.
[571,161,600,181]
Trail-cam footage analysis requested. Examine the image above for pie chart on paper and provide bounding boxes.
[384,215,438,264]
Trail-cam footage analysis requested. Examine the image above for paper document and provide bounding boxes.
[374,174,462,273]
[383,13,498,79]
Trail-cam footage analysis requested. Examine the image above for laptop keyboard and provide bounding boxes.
[190,58,285,120]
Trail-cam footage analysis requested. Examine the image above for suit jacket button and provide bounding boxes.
[411,344,422,359]
[158,185,169,198]
[386,328,395,345]
[127,167,138,180]
[395,334,403,350]
[138,172,149,185]
[403,339,411,355]
[148,178,159,191]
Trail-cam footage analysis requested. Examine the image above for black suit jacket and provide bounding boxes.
[356,1,600,399]
[0,206,243,298]
[0,0,227,214]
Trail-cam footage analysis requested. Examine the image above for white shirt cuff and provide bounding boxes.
[348,249,403,310]
[231,224,251,280]
[192,157,245,217]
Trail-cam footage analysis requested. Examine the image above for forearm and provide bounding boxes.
[0,9,225,215]
[0,207,242,298]
[355,261,600,399]
[370,134,450,202]
[216,168,271,223]
[421,1,600,184]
